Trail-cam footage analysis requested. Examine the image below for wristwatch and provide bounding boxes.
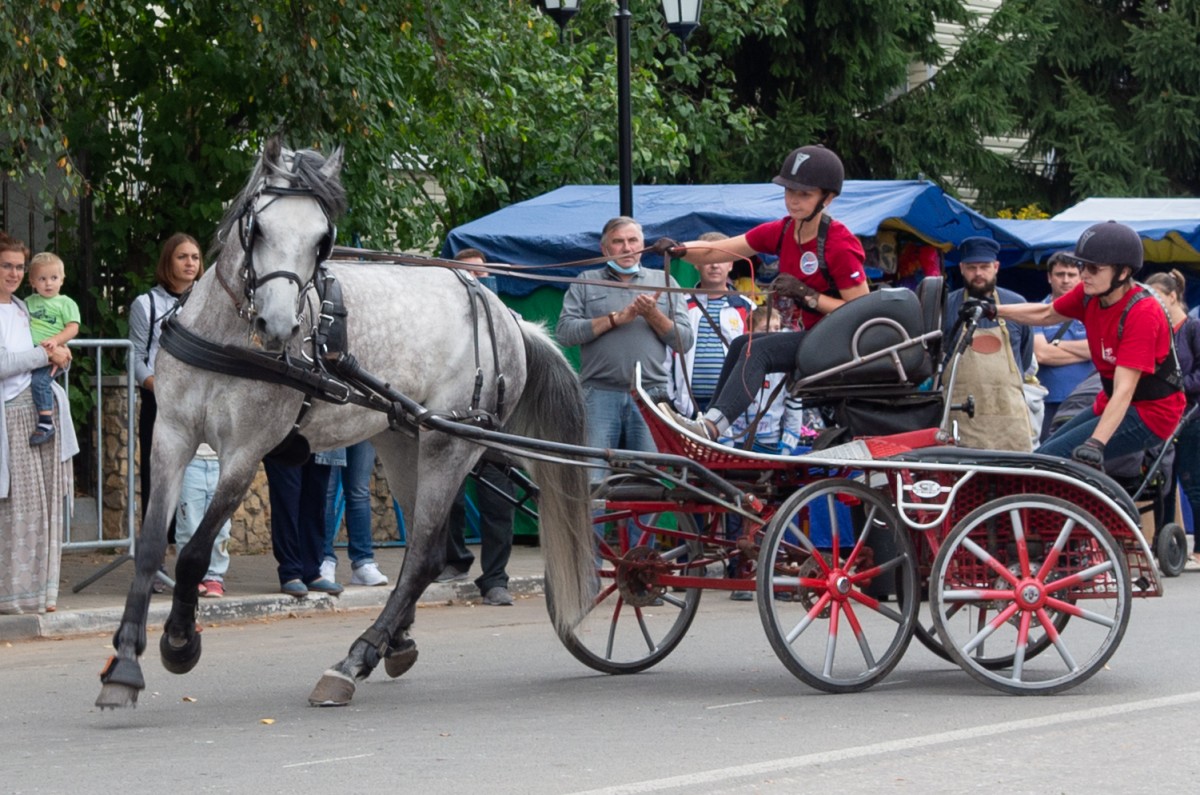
[803,292,820,309]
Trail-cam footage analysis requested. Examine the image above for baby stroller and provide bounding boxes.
[1050,372,1192,576]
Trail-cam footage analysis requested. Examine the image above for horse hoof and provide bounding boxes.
[96,654,144,710]
[159,627,202,674]
[308,670,355,707]
[383,641,419,679]
[95,683,140,709]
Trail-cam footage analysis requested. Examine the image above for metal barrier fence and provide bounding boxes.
[60,339,138,591]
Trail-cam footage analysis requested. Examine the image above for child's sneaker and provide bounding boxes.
[29,425,55,446]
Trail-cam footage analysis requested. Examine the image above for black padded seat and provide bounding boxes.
[793,287,932,385]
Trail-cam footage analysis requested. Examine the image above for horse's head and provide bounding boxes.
[219,137,346,350]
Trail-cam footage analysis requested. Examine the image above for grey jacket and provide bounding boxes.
[556,266,694,391]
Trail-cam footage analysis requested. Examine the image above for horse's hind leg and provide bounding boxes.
[159,459,256,675]
[308,434,470,706]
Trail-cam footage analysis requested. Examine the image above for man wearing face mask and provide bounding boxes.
[556,216,694,476]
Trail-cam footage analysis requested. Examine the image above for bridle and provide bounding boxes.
[217,170,337,323]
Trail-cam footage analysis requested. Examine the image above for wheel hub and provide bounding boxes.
[1015,579,1046,610]
[615,546,667,608]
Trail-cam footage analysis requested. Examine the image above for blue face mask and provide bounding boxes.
[607,259,640,275]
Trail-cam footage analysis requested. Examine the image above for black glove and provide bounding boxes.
[773,274,819,304]
[1071,437,1106,470]
[959,297,998,323]
[650,238,686,257]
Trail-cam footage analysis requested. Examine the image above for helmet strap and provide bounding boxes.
[798,191,832,225]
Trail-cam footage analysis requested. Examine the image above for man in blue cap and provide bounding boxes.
[943,236,1037,451]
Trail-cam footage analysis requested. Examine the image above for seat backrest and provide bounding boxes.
[793,287,930,385]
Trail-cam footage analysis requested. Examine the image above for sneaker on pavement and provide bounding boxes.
[280,579,308,598]
[319,558,337,583]
[306,577,344,596]
[200,579,224,598]
[435,565,469,583]
[351,561,389,586]
[481,586,514,606]
[659,403,717,441]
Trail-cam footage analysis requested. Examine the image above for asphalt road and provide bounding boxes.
[3,575,1199,794]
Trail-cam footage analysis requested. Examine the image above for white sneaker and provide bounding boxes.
[319,558,337,583]
[351,561,389,587]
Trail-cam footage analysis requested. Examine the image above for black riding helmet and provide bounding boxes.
[772,145,844,224]
[772,145,845,195]
[1057,221,1144,298]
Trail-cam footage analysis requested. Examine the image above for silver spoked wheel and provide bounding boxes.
[548,510,705,675]
[757,479,918,693]
[930,495,1131,695]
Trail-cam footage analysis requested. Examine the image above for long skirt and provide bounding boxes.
[0,389,65,614]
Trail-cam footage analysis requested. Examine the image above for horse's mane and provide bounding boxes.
[212,143,346,258]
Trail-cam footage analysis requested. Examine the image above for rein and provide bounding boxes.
[327,245,753,300]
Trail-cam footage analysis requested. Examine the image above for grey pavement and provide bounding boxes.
[0,541,546,644]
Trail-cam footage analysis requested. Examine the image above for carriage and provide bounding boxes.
[545,279,1158,696]
[97,140,1159,709]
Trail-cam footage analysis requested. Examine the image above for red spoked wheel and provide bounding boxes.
[930,495,1131,694]
[757,479,918,693]
[547,509,707,674]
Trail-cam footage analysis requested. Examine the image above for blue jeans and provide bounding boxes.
[584,386,657,482]
[30,365,55,415]
[174,457,232,582]
[323,440,377,566]
[1039,404,1161,463]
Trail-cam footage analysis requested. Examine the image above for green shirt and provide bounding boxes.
[25,293,81,344]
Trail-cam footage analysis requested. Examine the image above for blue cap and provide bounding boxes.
[958,236,1000,264]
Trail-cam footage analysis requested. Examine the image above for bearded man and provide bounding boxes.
[943,237,1036,451]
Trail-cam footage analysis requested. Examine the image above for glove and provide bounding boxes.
[959,297,998,322]
[1070,437,1106,470]
[650,237,686,257]
[773,274,819,304]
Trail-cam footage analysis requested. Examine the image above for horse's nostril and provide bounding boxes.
[254,316,268,332]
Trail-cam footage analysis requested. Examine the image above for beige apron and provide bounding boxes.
[950,320,1034,452]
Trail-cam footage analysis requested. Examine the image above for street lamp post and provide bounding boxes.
[536,1,703,217]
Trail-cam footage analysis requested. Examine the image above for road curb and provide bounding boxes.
[1,575,545,643]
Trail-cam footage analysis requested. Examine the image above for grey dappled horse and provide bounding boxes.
[97,138,595,709]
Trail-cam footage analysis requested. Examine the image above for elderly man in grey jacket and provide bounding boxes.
[556,216,693,478]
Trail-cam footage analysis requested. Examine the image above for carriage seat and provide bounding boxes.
[793,279,943,388]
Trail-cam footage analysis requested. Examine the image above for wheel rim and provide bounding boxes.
[757,479,918,693]
[930,495,1130,694]
[549,510,704,674]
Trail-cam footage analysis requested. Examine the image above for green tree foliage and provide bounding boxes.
[1008,0,1200,210]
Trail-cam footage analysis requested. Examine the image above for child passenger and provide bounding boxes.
[719,306,789,453]
[24,252,80,446]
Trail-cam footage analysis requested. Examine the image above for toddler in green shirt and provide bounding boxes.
[25,252,80,446]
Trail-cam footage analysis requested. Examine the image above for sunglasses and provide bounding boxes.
[1054,254,1108,275]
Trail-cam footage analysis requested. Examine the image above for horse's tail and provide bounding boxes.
[507,319,595,634]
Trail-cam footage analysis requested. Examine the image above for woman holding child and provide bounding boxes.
[0,232,76,614]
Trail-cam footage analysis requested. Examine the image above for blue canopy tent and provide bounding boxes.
[991,215,1200,303]
[442,181,1017,297]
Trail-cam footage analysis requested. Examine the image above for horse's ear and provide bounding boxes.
[320,146,344,178]
[264,136,283,167]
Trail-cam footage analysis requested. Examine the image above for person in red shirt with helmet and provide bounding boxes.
[967,221,1184,470]
[661,145,870,441]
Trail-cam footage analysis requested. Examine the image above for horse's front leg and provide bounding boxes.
[96,444,189,709]
[159,460,255,676]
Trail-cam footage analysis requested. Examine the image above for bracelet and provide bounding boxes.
[608,311,618,330]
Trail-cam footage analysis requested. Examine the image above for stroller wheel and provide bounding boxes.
[1155,522,1189,578]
